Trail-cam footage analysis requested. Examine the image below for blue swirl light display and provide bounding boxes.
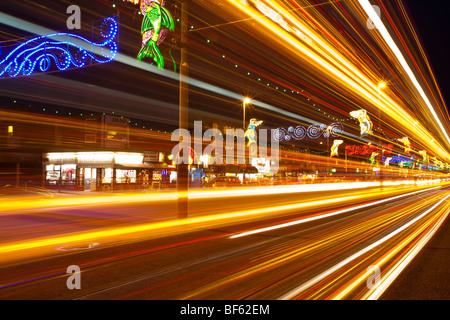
[0,16,118,78]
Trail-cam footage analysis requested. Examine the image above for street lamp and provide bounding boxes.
[243,98,251,130]
[377,82,386,92]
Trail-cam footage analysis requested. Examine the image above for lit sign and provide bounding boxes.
[122,0,175,69]
[345,144,393,156]
[350,109,373,136]
[273,122,344,142]
[78,152,114,163]
[384,156,413,166]
[46,152,144,165]
[0,16,118,78]
[114,153,144,165]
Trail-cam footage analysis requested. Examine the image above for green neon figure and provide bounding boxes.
[123,1,175,69]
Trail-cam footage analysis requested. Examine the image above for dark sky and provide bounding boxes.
[404,0,450,113]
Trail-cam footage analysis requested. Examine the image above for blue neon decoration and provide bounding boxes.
[0,16,118,78]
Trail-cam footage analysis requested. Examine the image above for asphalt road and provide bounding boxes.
[0,182,449,300]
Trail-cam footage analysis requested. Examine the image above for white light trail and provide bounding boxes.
[359,0,450,151]
[229,186,440,239]
[277,192,450,300]
[363,202,450,300]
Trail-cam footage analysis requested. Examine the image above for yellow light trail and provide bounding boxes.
[0,181,383,213]
[181,187,446,300]
[359,0,450,148]
[2,182,446,257]
[0,194,361,255]
[363,202,449,300]
[227,0,450,161]
[228,186,441,239]
[327,194,449,299]
[277,192,450,300]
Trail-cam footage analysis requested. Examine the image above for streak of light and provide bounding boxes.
[0,194,360,255]
[359,0,450,148]
[277,192,450,300]
[228,186,441,239]
[328,195,449,300]
[0,12,344,138]
[363,201,449,300]
[227,1,449,160]
[189,0,343,33]
[0,181,383,213]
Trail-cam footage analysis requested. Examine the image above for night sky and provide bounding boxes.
[405,0,450,113]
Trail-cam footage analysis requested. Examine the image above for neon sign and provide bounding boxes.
[0,16,118,78]
[345,144,393,156]
[330,140,343,157]
[397,137,411,155]
[350,109,373,136]
[122,0,175,69]
[273,122,344,142]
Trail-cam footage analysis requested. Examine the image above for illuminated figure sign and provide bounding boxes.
[123,0,175,69]
[419,150,427,162]
[397,137,411,155]
[330,140,343,157]
[350,109,373,136]
[370,152,379,164]
[245,118,263,159]
[384,157,392,167]
[0,16,118,78]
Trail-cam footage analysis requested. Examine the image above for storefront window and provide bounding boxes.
[46,164,76,185]
[102,168,113,184]
[61,164,76,184]
[46,169,60,183]
[116,169,136,183]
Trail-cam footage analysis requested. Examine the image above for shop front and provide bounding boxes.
[43,152,152,191]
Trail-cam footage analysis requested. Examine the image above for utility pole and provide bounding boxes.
[178,0,189,219]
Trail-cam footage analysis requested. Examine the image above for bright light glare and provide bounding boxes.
[229,186,440,239]
[359,0,450,149]
[278,192,450,300]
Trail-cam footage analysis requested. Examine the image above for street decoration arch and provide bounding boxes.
[0,16,118,78]
[273,122,344,142]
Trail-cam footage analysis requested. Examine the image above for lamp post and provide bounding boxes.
[377,82,386,182]
[243,98,251,130]
[178,0,189,219]
[377,82,386,141]
[327,125,331,177]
